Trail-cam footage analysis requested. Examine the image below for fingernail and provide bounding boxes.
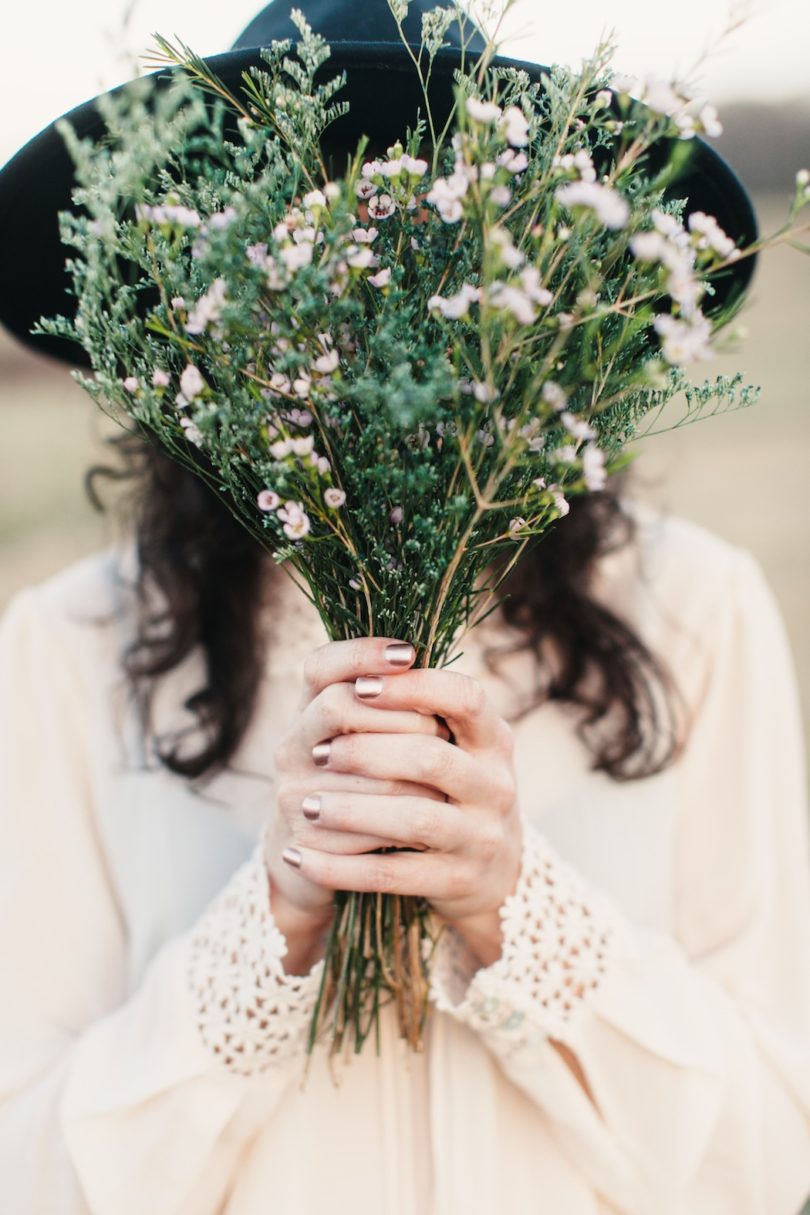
[356,675,384,699]
[282,847,302,869]
[312,741,331,767]
[384,642,414,667]
[302,795,321,821]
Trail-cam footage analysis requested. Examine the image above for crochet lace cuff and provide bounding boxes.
[187,832,323,1076]
[430,821,618,1054]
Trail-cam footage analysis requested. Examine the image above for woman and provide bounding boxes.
[1,2,810,1212]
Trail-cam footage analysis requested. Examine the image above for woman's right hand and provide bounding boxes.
[264,637,448,973]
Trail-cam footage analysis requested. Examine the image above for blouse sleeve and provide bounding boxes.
[430,547,810,1214]
[0,584,322,1215]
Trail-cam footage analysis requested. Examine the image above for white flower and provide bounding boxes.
[630,231,668,263]
[553,444,579,464]
[389,505,404,525]
[473,380,497,403]
[369,268,392,288]
[186,277,228,335]
[313,348,340,374]
[279,242,314,271]
[269,438,292,459]
[401,154,429,177]
[595,89,613,109]
[180,364,206,400]
[653,313,713,365]
[355,179,378,200]
[207,206,237,230]
[489,226,524,269]
[122,376,139,393]
[552,150,597,183]
[303,189,327,210]
[291,435,315,457]
[324,487,346,508]
[501,105,530,147]
[532,476,547,491]
[497,149,529,174]
[488,282,536,326]
[324,182,341,202]
[428,283,481,320]
[368,194,397,220]
[466,97,503,124]
[170,296,186,311]
[552,490,570,517]
[561,410,596,440]
[698,103,723,137]
[257,489,280,511]
[293,372,312,398]
[520,266,553,306]
[555,181,630,230]
[316,456,330,476]
[179,417,203,446]
[476,429,495,447]
[426,174,469,223]
[582,444,607,491]
[346,245,376,270]
[351,226,378,244]
[490,185,512,207]
[151,369,170,388]
[277,501,311,540]
[542,380,568,410]
[508,517,527,533]
[688,211,736,258]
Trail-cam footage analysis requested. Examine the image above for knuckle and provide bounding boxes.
[456,674,486,719]
[446,862,474,902]
[345,637,374,678]
[491,768,517,815]
[272,731,297,774]
[416,737,453,782]
[301,647,327,696]
[367,859,397,893]
[478,817,504,863]
[413,800,442,845]
[317,682,347,736]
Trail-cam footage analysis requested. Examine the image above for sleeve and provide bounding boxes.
[0,584,323,1215]
[430,548,810,1215]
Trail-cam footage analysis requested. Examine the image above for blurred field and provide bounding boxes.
[1,196,808,750]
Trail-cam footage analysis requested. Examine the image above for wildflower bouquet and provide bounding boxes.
[38,1,809,1056]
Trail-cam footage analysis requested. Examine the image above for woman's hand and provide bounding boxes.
[274,637,524,966]
[264,637,451,971]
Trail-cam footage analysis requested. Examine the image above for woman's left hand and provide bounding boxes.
[283,665,524,947]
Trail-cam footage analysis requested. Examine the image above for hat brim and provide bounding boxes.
[0,42,758,366]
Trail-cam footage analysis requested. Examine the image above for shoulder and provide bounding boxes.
[0,542,139,688]
[592,497,785,707]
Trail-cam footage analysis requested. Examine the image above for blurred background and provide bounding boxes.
[1,0,808,752]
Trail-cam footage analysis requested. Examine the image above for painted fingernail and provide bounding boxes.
[282,847,302,869]
[312,741,331,767]
[302,795,321,821]
[356,675,384,699]
[384,642,414,667]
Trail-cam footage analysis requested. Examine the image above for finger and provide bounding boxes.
[298,681,449,751]
[291,823,402,855]
[352,668,507,753]
[302,790,464,851]
[283,843,457,899]
[313,732,485,803]
[299,636,417,708]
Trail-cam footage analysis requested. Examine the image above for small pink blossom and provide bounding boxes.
[180,364,205,400]
[368,194,397,221]
[369,268,392,289]
[122,376,139,394]
[324,488,346,508]
[389,506,404,525]
[151,369,170,388]
[257,489,280,511]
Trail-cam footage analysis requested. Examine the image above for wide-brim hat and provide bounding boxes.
[0,0,758,366]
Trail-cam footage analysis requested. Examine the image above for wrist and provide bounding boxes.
[266,866,333,976]
[444,909,504,969]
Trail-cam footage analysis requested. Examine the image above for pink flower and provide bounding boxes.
[368,194,397,221]
[151,369,170,388]
[324,488,346,508]
[180,364,205,400]
[122,376,139,394]
[257,489,280,511]
[389,506,404,525]
[369,268,392,289]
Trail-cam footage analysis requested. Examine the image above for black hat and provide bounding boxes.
[0,0,757,366]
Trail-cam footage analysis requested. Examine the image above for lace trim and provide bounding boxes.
[187,834,323,1076]
[430,823,617,1049]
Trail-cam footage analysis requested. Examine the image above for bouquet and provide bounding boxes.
[37,1,810,1057]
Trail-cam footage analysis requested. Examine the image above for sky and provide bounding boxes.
[2,0,808,163]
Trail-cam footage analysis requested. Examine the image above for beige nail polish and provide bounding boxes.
[356,675,384,698]
[282,847,302,869]
[312,741,332,767]
[384,642,414,667]
[302,795,321,821]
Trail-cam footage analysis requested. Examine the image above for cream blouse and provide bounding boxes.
[1,500,809,1215]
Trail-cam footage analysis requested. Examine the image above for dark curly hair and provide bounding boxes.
[83,427,687,787]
